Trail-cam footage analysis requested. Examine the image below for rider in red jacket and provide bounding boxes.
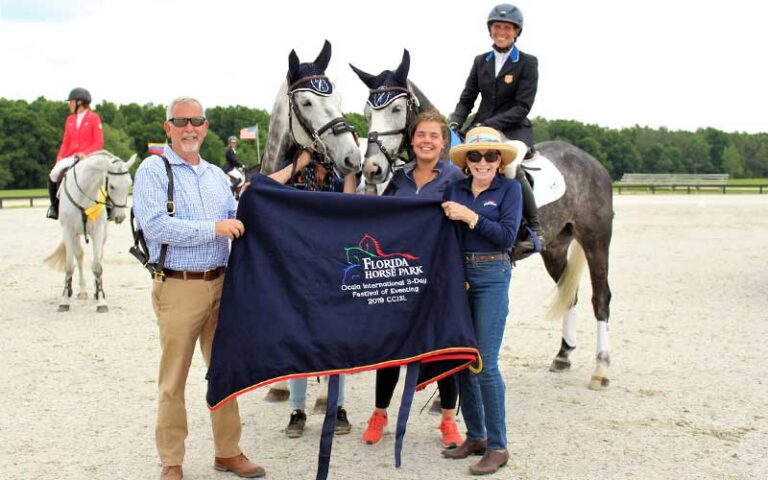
[47,87,104,219]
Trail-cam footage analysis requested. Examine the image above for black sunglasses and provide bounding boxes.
[168,116,206,127]
[466,150,501,163]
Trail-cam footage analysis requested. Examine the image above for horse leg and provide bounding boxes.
[541,236,579,372]
[92,223,109,313]
[69,233,88,300]
[579,232,612,390]
[265,381,290,402]
[58,234,79,312]
[313,377,328,414]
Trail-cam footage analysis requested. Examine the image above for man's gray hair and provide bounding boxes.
[166,96,205,120]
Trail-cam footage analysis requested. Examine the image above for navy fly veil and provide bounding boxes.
[206,174,479,409]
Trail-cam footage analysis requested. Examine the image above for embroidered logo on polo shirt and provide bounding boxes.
[483,200,498,207]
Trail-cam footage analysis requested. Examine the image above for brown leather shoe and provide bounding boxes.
[441,438,487,459]
[159,465,182,480]
[469,449,509,475]
[214,453,265,478]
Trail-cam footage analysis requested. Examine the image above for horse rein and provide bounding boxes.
[286,75,358,176]
[365,86,419,170]
[65,158,131,213]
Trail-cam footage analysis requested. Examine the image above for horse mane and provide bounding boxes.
[260,82,293,175]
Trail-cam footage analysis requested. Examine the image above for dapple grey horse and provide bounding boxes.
[45,150,136,313]
[351,50,613,390]
[259,40,362,403]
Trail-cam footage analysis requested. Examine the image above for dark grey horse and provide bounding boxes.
[351,50,613,390]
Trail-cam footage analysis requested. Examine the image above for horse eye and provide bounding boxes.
[302,100,312,107]
[392,106,402,114]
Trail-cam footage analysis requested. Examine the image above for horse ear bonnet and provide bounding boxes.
[355,49,411,110]
[287,40,333,97]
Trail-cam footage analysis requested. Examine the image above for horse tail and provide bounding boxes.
[44,241,68,271]
[547,241,587,319]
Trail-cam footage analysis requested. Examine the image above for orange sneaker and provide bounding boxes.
[361,411,388,445]
[439,417,464,449]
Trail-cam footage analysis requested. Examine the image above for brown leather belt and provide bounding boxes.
[162,266,226,281]
[463,252,507,264]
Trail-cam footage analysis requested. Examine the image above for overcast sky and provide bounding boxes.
[1,0,765,133]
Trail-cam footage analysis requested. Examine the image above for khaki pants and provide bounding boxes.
[152,275,241,466]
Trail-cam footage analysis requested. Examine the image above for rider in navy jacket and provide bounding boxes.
[449,4,543,254]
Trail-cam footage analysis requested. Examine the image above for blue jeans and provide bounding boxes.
[459,257,512,450]
[289,376,346,411]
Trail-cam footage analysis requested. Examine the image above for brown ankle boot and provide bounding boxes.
[214,453,265,478]
[469,449,509,475]
[441,438,487,459]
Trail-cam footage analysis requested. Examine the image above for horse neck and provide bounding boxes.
[71,156,108,197]
[261,84,293,174]
[407,81,434,113]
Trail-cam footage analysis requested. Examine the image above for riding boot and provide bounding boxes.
[46,179,59,220]
[516,167,544,252]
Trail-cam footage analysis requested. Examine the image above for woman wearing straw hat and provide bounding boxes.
[448,3,542,254]
[440,126,523,475]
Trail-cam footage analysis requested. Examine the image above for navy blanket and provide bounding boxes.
[206,174,478,410]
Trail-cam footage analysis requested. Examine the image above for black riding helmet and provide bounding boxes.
[487,3,524,34]
[68,87,92,104]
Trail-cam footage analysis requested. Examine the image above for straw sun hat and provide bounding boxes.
[449,126,520,169]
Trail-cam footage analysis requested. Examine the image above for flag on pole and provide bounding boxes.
[147,143,165,155]
[240,125,258,140]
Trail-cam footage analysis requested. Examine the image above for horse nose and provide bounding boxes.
[364,162,380,177]
[343,156,358,172]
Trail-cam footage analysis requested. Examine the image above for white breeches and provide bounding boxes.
[50,156,77,182]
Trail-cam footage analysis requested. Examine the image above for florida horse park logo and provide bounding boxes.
[340,234,428,305]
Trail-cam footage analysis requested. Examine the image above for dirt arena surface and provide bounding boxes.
[1,195,766,480]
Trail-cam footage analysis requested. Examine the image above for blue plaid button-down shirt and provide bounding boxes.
[132,146,237,271]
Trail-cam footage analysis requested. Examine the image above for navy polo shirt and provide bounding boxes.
[443,175,523,253]
[383,160,465,199]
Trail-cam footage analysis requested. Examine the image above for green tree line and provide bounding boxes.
[0,96,766,189]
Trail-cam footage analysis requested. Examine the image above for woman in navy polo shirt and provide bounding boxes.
[361,110,466,449]
[440,126,522,475]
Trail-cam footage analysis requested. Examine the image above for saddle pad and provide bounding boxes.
[523,153,566,207]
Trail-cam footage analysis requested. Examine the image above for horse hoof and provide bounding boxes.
[57,305,70,312]
[588,375,610,390]
[264,388,290,403]
[77,292,89,300]
[549,357,572,372]
[312,397,328,414]
[96,305,109,313]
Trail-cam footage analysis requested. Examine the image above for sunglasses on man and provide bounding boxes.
[466,150,501,163]
[168,116,206,127]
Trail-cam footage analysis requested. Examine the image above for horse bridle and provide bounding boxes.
[365,86,420,170]
[67,158,131,210]
[287,75,358,174]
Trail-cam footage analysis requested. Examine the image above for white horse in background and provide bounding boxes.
[44,150,136,312]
